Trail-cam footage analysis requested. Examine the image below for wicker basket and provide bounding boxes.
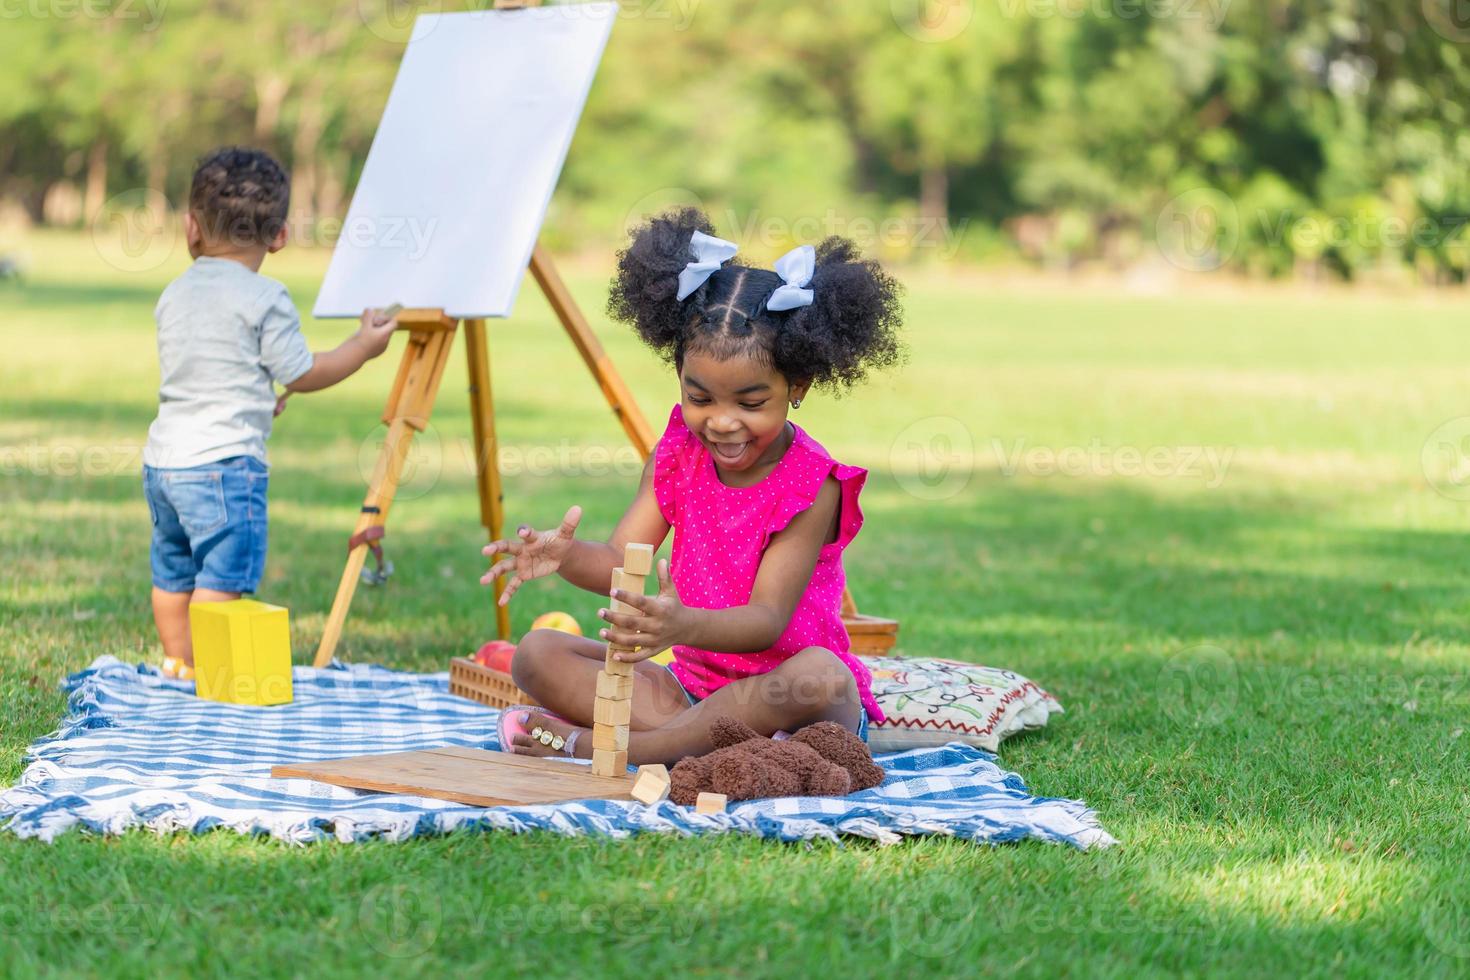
[844,612,898,657]
[449,657,537,710]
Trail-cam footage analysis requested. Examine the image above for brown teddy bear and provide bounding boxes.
[668,717,885,805]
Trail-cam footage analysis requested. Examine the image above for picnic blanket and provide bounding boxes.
[0,656,1115,849]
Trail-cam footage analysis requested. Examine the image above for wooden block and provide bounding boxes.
[592,722,629,751]
[594,697,632,727]
[190,599,293,706]
[695,792,727,814]
[623,544,654,577]
[612,567,646,598]
[588,545,654,781]
[595,670,634,701]
[631,764,670,805]
[611,570,643,605]
[591,748,628,777]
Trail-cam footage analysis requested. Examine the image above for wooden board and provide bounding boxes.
[271,746,635,807]
[312,6,617,319]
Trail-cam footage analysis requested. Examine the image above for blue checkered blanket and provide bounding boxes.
[0,656,1114,848]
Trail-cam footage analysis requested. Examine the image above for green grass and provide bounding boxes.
[3,230,1469,977]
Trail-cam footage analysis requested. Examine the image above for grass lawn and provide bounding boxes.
[2,230,1468,976]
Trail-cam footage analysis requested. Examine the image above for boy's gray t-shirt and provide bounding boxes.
[144,257,314,469]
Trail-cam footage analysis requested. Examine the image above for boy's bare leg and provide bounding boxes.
[151,587,193,664]
[154,587,239,666]
[513,646,864,766]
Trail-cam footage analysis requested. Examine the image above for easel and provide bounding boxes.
[313,0,896,668]
[313,246,652,667]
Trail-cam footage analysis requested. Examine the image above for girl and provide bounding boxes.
[481,207,903,765]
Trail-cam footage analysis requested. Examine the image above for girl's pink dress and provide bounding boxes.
[652,404,885,722]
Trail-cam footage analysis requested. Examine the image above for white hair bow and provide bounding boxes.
[676,231,739,301]
[766,244,815,311]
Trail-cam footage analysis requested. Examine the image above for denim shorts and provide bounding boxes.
[143,456,268,593]
[659,662,870,743]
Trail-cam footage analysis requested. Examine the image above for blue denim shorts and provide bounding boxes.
[658,663,870,743]
[143,456,268,593]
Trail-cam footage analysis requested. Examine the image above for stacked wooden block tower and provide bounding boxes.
[590,542,654,777]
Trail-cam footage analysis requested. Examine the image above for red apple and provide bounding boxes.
[473,640,517,674]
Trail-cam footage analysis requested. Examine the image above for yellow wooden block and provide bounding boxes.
[623,543,654,577]
[596,671,634,701]
[592,722,629,751]
[695,792,727,814]
[631,764,670,805]
[189,599,293,706]
[591,748,627,777]
[594,697,632,727]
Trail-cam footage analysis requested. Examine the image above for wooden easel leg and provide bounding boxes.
[464,318,512,641]
[315,418,415,667]
[314,324,458,667]
[529,242,655,458]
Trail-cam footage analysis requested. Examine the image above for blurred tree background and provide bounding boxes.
[4,0,1470,283]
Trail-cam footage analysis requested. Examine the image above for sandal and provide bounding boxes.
[497,704,579,756]
[161,656,195,682]
[529,723,580,758]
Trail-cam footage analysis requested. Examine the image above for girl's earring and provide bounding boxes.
[792,399,802,409]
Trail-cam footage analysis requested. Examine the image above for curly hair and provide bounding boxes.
[188,146,290,248]
[607,207,905,390]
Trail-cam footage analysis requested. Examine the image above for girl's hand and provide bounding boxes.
[480,505,582,607]
[599,559,688,662]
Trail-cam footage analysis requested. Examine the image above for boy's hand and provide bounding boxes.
[599,559,689,662]
[480,505,582,607]
[273,392,290,417]
[353,307,399,360]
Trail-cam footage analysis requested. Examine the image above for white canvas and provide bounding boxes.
[313,4,616,319]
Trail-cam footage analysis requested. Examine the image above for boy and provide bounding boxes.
[143,147,398,679]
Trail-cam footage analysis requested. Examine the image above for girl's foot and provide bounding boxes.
[512,711,591,759]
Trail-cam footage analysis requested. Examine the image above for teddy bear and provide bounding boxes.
[668,716,885,805]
